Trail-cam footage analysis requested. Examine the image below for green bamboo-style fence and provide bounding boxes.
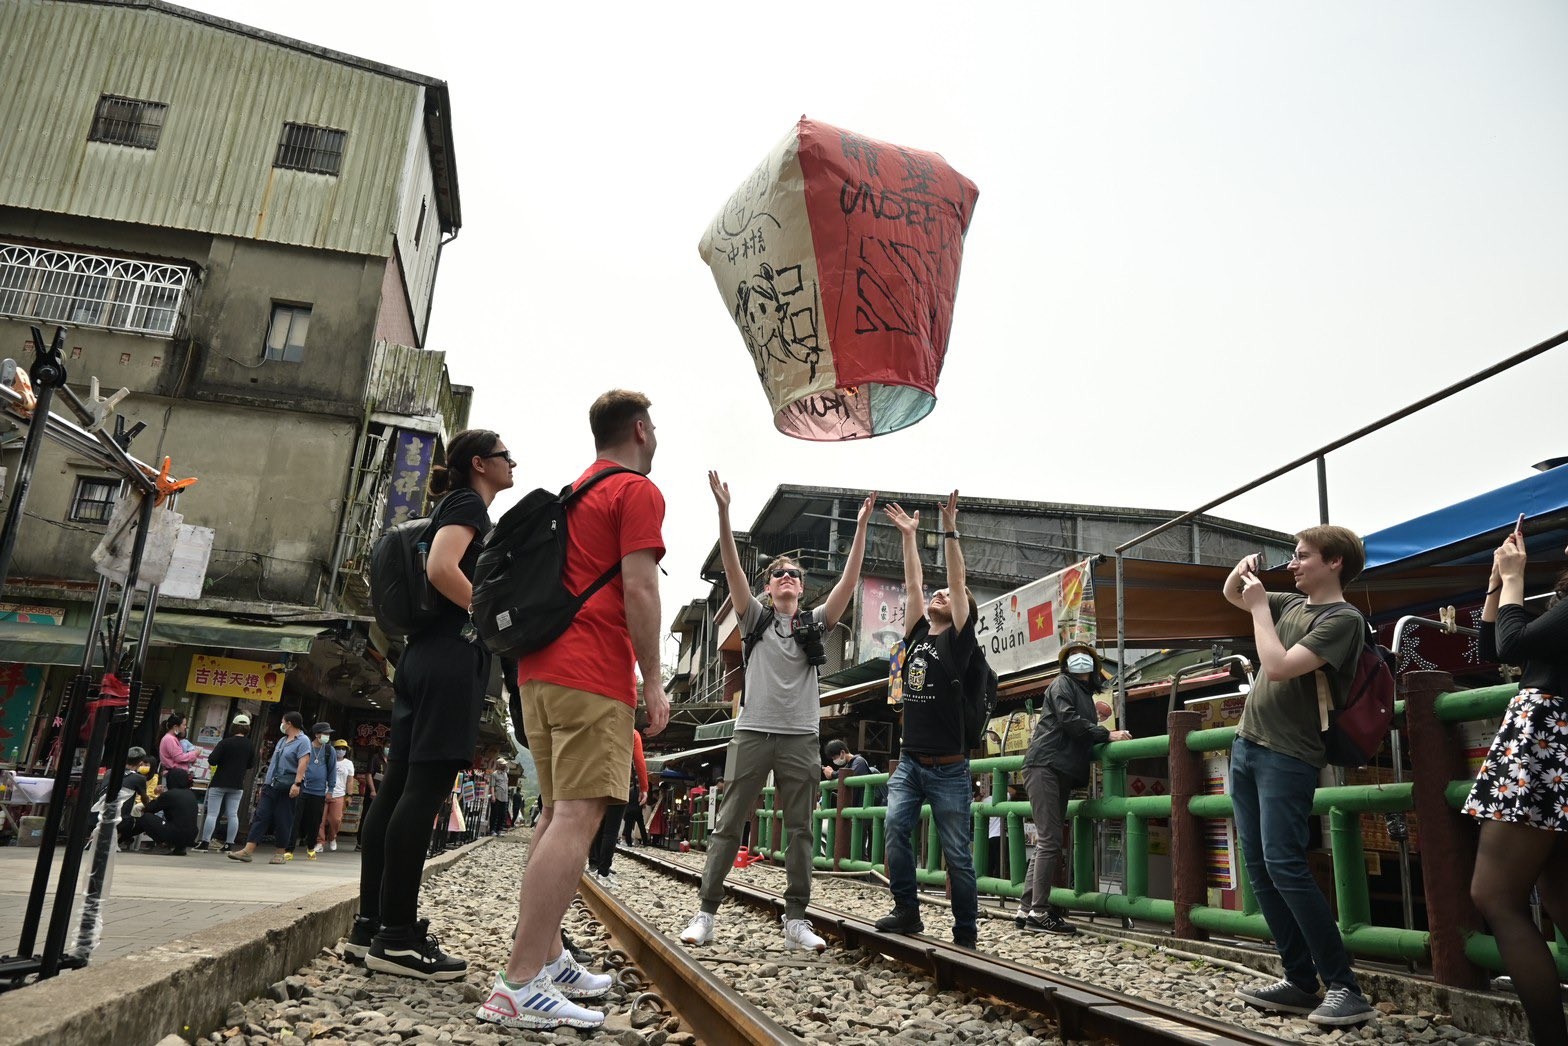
[682,673,1564,988]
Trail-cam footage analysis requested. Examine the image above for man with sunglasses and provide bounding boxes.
[679,473,876,952]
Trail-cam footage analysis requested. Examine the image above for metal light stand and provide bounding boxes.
[0,326,165,988]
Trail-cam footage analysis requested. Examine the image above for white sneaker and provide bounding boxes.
[679,912,715,946]
[476,970,603,1030]
[311,844,323,855]
[544,949,611,999]
[782,916,827,953]
[328,840,337,852]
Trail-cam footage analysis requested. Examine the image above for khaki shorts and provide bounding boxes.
[521,681,633,804]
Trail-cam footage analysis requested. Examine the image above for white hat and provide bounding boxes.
[232,714,251,726]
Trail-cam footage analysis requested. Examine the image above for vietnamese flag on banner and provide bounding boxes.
[1026,602,1054,643]
[699,118,979,441]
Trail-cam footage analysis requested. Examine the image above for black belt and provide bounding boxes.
[907,753,966,766]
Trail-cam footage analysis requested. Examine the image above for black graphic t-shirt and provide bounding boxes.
[900,616,979,756]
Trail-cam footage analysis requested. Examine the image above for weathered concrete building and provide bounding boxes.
[0,1,487,780]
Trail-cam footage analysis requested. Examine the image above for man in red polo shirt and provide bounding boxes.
[478,389,668,1033]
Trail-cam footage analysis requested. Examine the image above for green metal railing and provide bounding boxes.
[684,676,1565,986]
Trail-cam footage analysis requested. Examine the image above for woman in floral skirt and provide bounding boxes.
[1464,530,1568,1046]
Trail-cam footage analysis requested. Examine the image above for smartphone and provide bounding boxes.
[1514,513,1526,536]
[1252,552,1268,573]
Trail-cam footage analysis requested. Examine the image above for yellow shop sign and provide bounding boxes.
[187,654,285,703]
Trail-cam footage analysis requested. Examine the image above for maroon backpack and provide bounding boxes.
[1310,605,1397,768]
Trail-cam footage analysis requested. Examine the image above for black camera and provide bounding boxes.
[791,612,827,667]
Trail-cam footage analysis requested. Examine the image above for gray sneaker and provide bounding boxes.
[1308,986,1376,1026]
[1236,978,1321,1015]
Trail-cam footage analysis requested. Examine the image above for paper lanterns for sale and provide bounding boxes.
[699,118,979,441]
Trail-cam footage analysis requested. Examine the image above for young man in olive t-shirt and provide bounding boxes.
[1222,525,1376,1028]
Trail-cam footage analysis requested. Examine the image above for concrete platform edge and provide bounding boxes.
[0,837,494,1046]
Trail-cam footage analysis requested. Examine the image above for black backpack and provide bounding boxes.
[470,466,638,658]
[960,650,1000,752]
[369,515,437,639]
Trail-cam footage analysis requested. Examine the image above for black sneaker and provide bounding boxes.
[874,907,924,934]
[343,914,379,964]
[1237,978,1322,1015]
[953,936,977,950]
[562,930,593,966]
[1025,911,1078,936]
[365,919,467,981]
[1013,912,1026,930]
[192,840,210,852]
[1308,986,1376,1026]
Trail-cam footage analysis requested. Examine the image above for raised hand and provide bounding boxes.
[884,502,920,538]
[708,470,731,513]
[1496,532,1527,581]
[856,491,878,528]
[941,490,960,532]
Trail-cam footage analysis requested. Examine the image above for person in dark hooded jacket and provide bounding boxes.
[1017,641,1129,934]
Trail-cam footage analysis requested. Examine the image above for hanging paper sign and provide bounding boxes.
[972,560,1097,675]
[699,118,979,440]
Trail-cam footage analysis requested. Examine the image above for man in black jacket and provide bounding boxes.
[1018,642,1129,934]
[138,768,200,855]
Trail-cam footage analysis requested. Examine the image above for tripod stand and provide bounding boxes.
[0,325,182,988]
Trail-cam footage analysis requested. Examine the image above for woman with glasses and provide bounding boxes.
[346,428,515,981]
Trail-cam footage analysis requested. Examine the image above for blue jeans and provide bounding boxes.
[201,785,244,845]
[884,758,978,941]
[1230,737,1360,993]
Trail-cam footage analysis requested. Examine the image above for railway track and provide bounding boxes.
[576,847,1288,1045]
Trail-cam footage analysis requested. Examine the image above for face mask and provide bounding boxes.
[383,748,390,758]
[317,734,329,744]
[136,766,150,775]
[1066,653,1095,674]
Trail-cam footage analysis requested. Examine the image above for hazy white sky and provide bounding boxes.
[189,0,1568,641]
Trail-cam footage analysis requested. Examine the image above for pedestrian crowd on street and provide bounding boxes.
[272,387,1564,1043]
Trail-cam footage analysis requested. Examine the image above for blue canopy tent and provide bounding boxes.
[1351,463,1568,618]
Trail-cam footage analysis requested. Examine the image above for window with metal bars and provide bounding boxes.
[274,122,347,176]
[88,95,168,150]
[69,476,119,524]
[264,303,311,363]
[0,242,189,336]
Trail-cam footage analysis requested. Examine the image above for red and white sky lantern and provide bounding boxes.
[700,118,979,441]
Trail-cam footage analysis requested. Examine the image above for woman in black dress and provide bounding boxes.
[347,429,514,980]
[1465,530,1568,1046]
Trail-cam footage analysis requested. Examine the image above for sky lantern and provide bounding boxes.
[699,118,979,441]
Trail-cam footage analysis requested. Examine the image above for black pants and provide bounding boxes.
[142,816,194,851]
[295,793,326,851]
[490,799,508,834]
[622,799,647,844]
[591,803,626,874]
[357,759,464,929]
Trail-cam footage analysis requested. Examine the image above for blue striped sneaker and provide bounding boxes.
[476,970,604,1030]
[544,949,612,999]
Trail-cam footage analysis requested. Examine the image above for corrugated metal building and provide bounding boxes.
[0,1,498,781]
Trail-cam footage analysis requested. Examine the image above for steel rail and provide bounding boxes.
[618,848,1288,1046]
[576,872,800,1046]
